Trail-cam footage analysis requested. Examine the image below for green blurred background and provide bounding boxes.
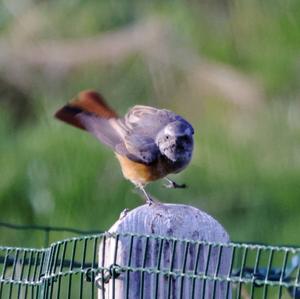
[0,0,300,247]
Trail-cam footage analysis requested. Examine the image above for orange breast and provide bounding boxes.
[115,154,170,185]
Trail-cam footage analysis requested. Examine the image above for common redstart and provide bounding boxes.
[55,90,194,204]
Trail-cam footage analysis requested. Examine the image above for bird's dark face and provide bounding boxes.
[155,120,194,165]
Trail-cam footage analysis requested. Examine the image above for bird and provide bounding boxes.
[55,90,194,204]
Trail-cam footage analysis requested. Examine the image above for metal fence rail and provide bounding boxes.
[0,222,102,247]
[0,224,300,298]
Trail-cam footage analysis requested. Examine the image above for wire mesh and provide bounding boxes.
[0,224,300,298]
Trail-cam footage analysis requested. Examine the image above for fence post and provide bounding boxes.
[98,202,231,299]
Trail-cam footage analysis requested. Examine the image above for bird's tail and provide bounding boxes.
[55,90,118,130]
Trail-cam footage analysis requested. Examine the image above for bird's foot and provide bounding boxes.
[164,178,187,189]
[146,197,154,206]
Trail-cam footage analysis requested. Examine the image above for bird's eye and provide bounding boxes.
[165,135,169,140]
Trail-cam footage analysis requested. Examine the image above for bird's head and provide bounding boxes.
[155,120,194,164]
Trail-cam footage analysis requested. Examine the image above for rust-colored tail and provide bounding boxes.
[55,90,118,130]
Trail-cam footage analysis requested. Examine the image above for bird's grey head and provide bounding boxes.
[155,120,194,164]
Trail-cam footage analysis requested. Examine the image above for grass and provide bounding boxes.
[0,0,300,247]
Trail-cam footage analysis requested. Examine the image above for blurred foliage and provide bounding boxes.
[0,0,300,247]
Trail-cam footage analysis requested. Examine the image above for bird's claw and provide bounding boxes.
[146,198,154,206]
[164,180,187,189]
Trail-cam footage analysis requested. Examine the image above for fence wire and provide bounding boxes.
[0,223,300,298]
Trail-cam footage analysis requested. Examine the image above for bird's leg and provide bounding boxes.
[164,177,187,189]
[136,184,154,205]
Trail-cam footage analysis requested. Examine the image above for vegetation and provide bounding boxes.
[0,0,300,247]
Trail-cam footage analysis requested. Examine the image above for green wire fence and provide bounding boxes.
[0,222,300,298]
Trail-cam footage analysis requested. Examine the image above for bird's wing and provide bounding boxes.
[124,105,179,135]
[79,116,159,164]
[125,133,160,163]
[55,93,160,164]
[126,105,194,136]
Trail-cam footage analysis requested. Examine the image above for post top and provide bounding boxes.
[109,202,229,243]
